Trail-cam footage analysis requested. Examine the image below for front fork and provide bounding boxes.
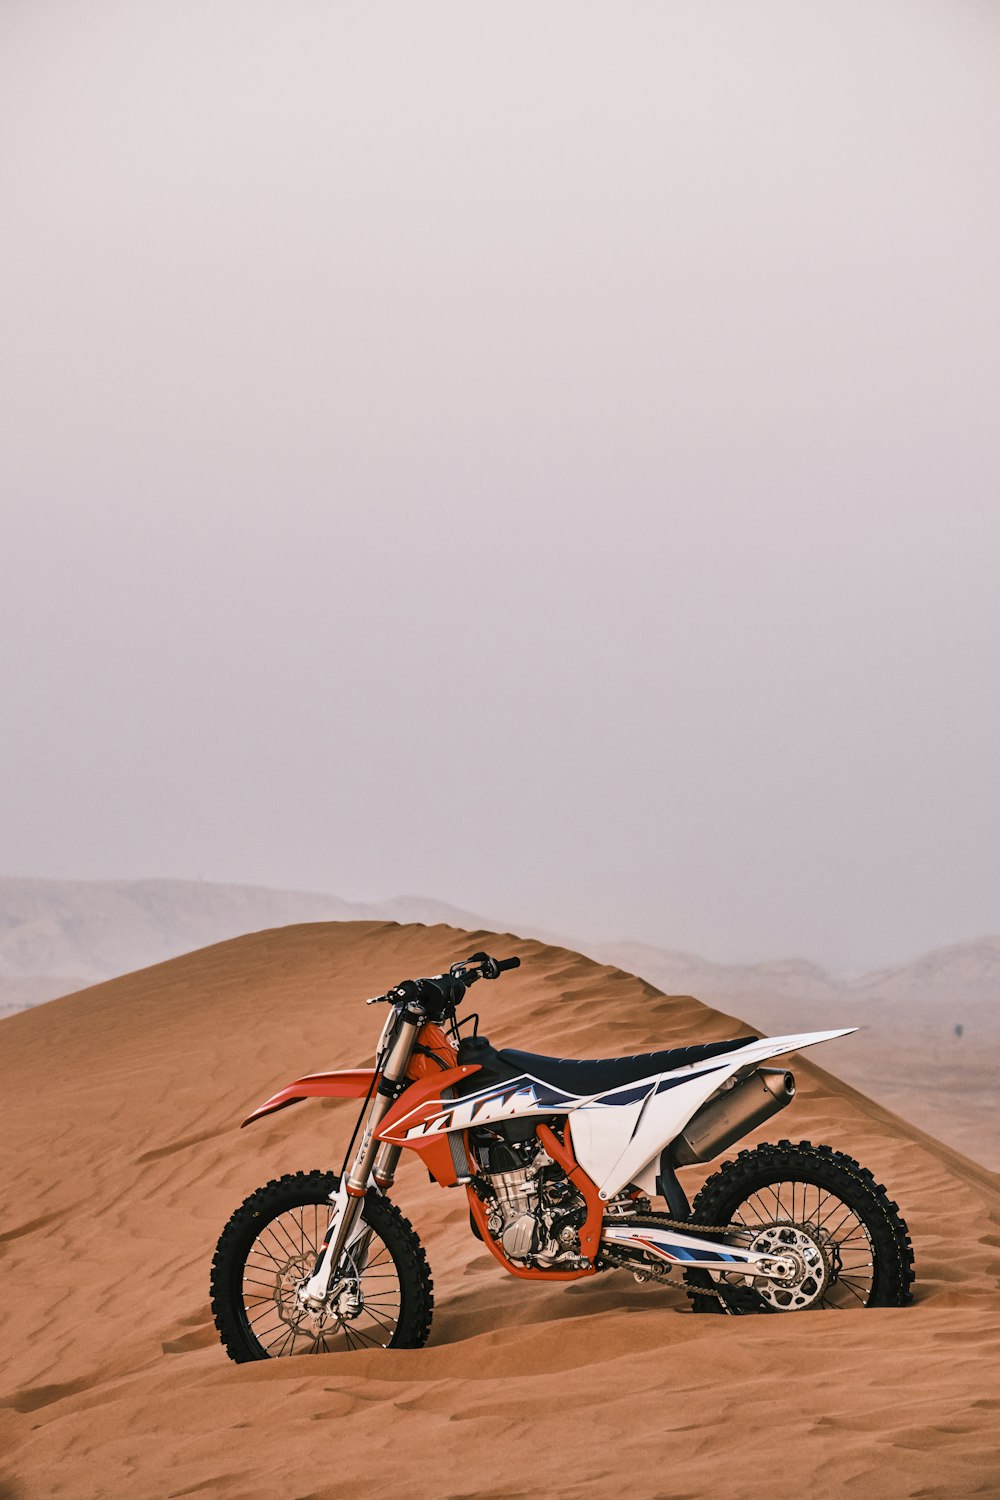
[299,1007,420,1308]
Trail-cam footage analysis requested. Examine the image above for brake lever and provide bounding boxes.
[451,952,499,983]
[365,982,406,1006]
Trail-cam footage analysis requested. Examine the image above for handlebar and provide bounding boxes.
[457,951,521,983]
[365,952,520,1012]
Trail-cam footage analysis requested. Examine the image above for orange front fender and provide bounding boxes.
[241,1069,377,1128]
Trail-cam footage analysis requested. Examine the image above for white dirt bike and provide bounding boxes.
[211,952,914,1357]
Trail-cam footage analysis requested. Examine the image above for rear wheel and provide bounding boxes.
[684,1140,914,1314]
[210,1170,434,1360]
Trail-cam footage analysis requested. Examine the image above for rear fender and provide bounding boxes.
[584,1028,859,1197]
[241,1069,377,1128]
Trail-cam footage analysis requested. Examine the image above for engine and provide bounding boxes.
[473,1131,589,1269]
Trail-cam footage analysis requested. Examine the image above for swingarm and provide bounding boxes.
[601,1220,802,1284]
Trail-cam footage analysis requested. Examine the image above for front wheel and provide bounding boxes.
[684,1140,915,1314]
[210,1170,434,1360]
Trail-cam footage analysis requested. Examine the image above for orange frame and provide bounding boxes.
[465,1118,601,1280]
[377,1024,604,1277]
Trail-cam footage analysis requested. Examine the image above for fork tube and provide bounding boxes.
[371,1140,402,1190]
[346,1007,422,1193]
[301,1006,423,1304]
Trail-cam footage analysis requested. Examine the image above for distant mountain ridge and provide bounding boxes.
[0,879,525,1013]
[1,875,998,1020]
[593,935,1000,1027]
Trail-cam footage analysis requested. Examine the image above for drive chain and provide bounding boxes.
[605,1212,749,1239]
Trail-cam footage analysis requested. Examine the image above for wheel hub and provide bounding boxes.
[746,1222,830,1310]
[290,1270,367,1332]
[265,1254,357,1338]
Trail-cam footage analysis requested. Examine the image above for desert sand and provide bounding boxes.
[2,921,999,1499]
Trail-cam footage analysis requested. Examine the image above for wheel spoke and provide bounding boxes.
[249,1302,288,1328]
[816,1198,853,1235]
[251,1318,286,1340]
[809,1188,831,1225]
[260,1322,290,1352]
[271,1213,301,1259]
[265,1220,303,1260]
[835,1230,872,1248]
[345,1321,383,1348]
[246,1241,287,1272]
[362,1305,398,1337]
[271,1325,298,1357]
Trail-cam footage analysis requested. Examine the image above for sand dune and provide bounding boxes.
[2,921,999,1499]
[4,879,998,1178]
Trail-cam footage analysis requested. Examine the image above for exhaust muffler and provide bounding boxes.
[670,1067,795,1167]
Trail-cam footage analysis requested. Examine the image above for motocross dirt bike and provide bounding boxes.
[211,952,914,1358]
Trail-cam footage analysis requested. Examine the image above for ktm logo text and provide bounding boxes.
[405,1084,540,1138]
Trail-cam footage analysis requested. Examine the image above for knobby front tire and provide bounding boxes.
[684,1140,915,1314]
[210,1170,434,1360]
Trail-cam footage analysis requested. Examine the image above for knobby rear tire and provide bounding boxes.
[210,1170,434,1360]
[684,1140,915,1314]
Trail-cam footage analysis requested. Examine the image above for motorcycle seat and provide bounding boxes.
[496,1037,758,1098]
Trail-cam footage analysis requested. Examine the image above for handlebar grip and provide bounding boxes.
[496,956,520,973]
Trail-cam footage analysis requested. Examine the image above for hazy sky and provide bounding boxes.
[3,1,999,970]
